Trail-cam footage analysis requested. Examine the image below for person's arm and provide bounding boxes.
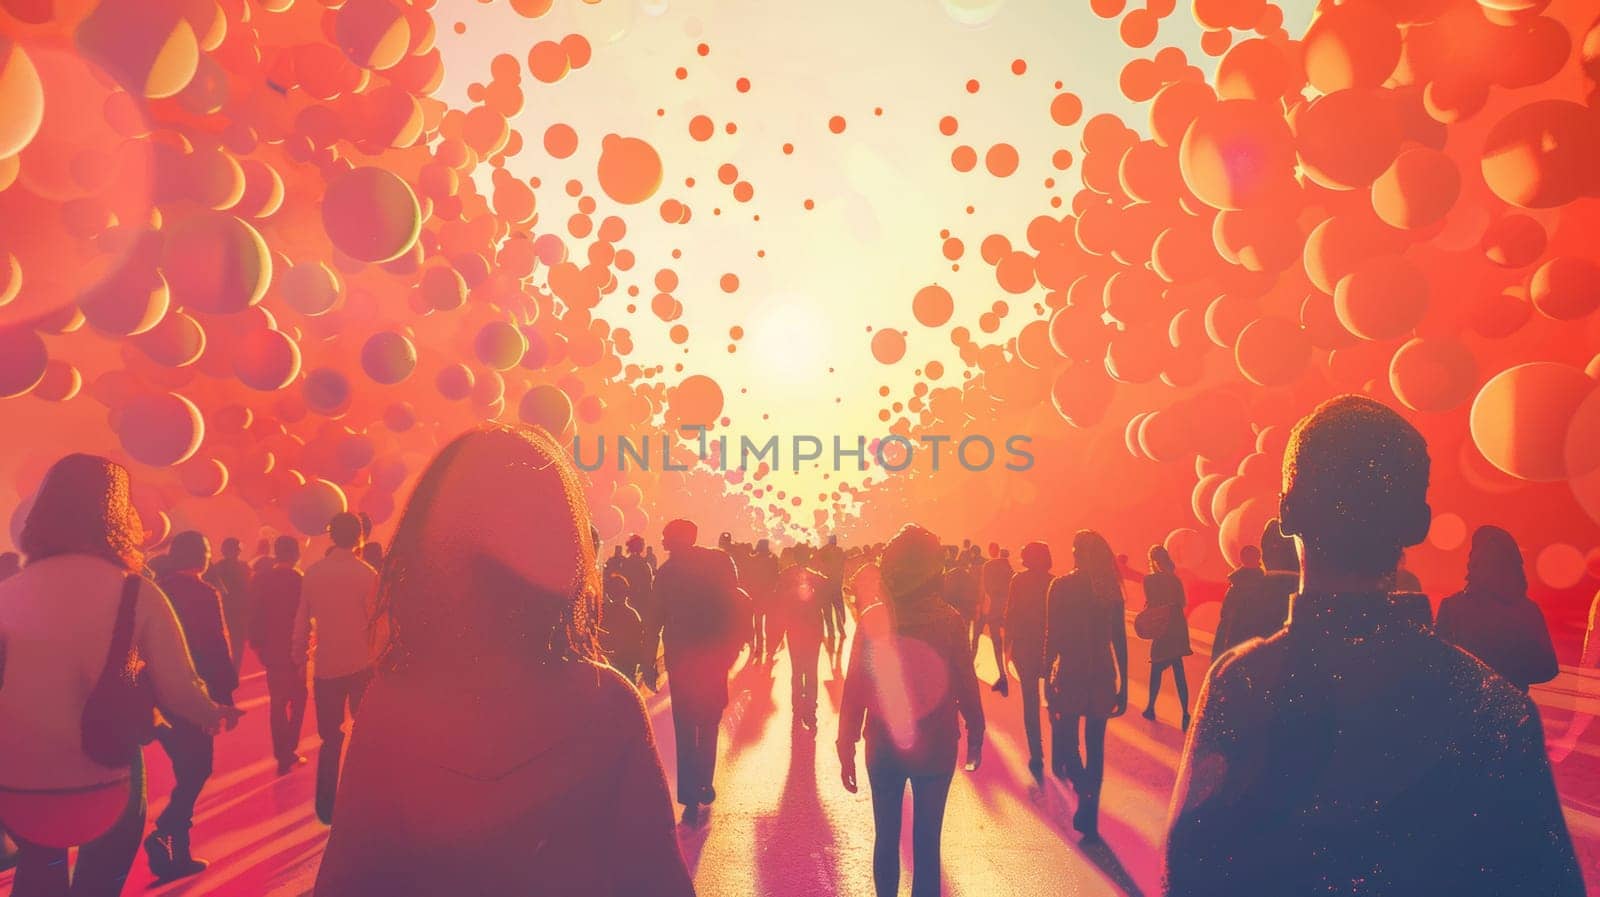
[1165,660,1251,895]
[1486,705,1585,895]
[1212,583,1238,658]
[1111,596,1130,715]
[951,618,985,763]
[135,581,227,731]
[193,584,239,704]
[836,629,869,790]
[612,687,698,897]
[292,577,312,669]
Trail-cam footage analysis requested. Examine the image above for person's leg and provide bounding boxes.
[1075,717,1108,837]
[348,668,372,716]
[71,750,146,897]
[1145,659,1166,718]
[671,706,699,807]
[1055,712,1086,785]
[989,623,1007,685]
[265,666,290,764]
[1172,659,1191,726]
[313,675,351,824]
[908,772,954,897]
[11,837,70,897]
[699,712,723,803]
[865,766,908,897]
[1021,670,1043,777]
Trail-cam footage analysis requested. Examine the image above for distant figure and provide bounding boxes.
[815,535,848,666]
[774,546,828,732]
[1005,541,1053,783]
[838,524,983,897]
[979,543,1014,696]
[0,455,237,897]
[941,549,981,654]
[1139,546,1192,730]
[1435,526,1559,692]
[742,538,780,662]
[149,531,239,880]
[252,536,309,775]
[313,425,694,897]
[361,540,384,570]
[619,535,660,686]
[1211,524,1296,659]
[1044,530,1130,843]
[251,536,275,579]
[656,518,743,825]
[600,573,646,684]
[1552,587,1600,764]
[203,537,253,672]
[645,545,658,572]
[1165,395,1583,896]
[295,512,380,824]
[0,552,20,582]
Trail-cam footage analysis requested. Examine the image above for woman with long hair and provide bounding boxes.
[837,524,984,897]
[0,454,238,897]
[1139,545,1192,730]
[1435,525,1559,692]
[1044,530,1129,843]
[313,424,694,897]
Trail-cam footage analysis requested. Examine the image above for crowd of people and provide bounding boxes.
[0,394,1594,896]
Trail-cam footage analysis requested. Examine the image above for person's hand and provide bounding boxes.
[212,704,246,735]
[964,741,983,772]
[1110,687,1129,718]
[840,753,858,793]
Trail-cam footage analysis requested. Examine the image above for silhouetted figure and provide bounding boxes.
[838,524,984,897]
[1140,546,1192,729]
[619,535,660,687]
[0,455,237,897]
[252,536,309,775]
[1005,541,1053,783]
[313,424,693,897]
[250,536,275,580]
[148,531,239,880]
[1435,526,1559,692]
[1552,586,1600,763]
[601,572,646,684]
[296,513,379,824]
[942,549,981,655]
[1165,395,1583,896]
[656,518,742,825]
[203,537,253,672]
[743,539,780,662]
[645,545,658,572]
[815,535,848,666]
[361,540,384,570]
[775,546,828,732]
[0,552,20,582]
[980,543,1014,696]
[605,544,625,578]
[1044,530,1130,843]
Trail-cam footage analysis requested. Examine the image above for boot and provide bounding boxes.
[992,678,1010,697]
[1027,757,1044,786]
[143,831,173,880]
[164,832,210,880]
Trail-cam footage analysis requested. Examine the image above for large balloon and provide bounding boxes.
[1469,362,1596,481]
[115,391,204,467]
[322,167,422,263]
[1388,337,1477,413]
[162,214,272,314]
[0,39,44,158]
[1528,257,1600,321]
[1178,99,1296,210]
[1481,100,1600,209]
[0,325,48,398]
[597,134,663,204]
[519,383,574,435]
[1333,255,1428,340]
[361,331,417,384]
[235,328,302,391]
[287,479,349,537]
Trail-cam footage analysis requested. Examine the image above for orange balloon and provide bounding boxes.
[321,167,421,263]
[136,309,205,367]
[1234,316,1311,386]
[1479,214,1546,268]
[115,391,204,467]
[1482,100,1600,209]
[75,0,199,98]
[1301,1,1401,93]
[1529,257,1600,321]
[0,325,47,398]
[1148,80,1216,149]
[0,39,43,158]
[871,329,907,364]
[670,374,724,427]
[1293,88,1401,190]
[1179,99,1296,210]
[1051,361,1115,427]
[597,134,662,204]
[1389,336,1478,412]
[1216,38,1294,101]
[913,285,954,327]
[80,267,170,337]
[1471,362,1596,481]
[1302,211,1401,295]
[519,383,574,435]
[234,328,301,391]
[336,0,411,70]
[1334,254,1428,341]
[1372,147,1459,230]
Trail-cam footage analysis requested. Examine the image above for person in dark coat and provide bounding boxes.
[1165,395,1584,896]
[601,573,646,685]
[774,547,829,732]
[149,531,240,880]
[838,524,983,897]
[1044,530,1130,843]
[742,539,780,663]
[656,518,742,825]
[1140,546,1192,730]
[1434,525,1559,692]
[618,535,660,688]
[979,544,1014,696]
[251,536,309,775]
[1004,541,1053,783]
[202,538,252,673]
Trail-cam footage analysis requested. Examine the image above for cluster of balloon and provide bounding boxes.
[857,0,1600,589]
[0,0,780,549]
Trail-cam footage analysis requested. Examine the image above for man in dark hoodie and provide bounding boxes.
[1165,395,1583,896]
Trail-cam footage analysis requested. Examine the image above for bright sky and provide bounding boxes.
[433,0,1314,525]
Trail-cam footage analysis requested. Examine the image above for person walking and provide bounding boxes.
[313,424,694,897]
[774,546,828,732]
[838,524,983,897]
[0,455,239,897]
[979,544,1014,696]
[601,572,647,685]
[147,531,239,880]
[252,536,309,776]
[1139,546,1192,730]
[1434,525,1559,692]
[202,537,253,673]
[1005,541,1053,784]
[294,512,380,825]
[1044,530,1130,843]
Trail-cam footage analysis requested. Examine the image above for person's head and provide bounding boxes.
[1071,530,1122,602]
[1019,541,1051,571]
[0,551,19,580]
[879,524,944,605]
[793,543,813,566]
[1149,544,1175,574]
[626,533,644,554]
[756,538,770,554]
[1280,395,1430,584]
[1239,545,1262,570]
[827,534,838,547]
[1259,519,1297,573]
[375,423,601,672]
[274,536,301,564]
[256,537,271,556]
[168,531,210,573]
[328,512,364,551]
[663,519,697,554]
[604,572,631,604]
[20,454,144,571]
[611,545,623,558]
[220,537,242,560]
[1465,525,1527,600]
[1000,548,1009,560]
[362,541,384,568]
[988,541,1000,559]
[718,531,733,550]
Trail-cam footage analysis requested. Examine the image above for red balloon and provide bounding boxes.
[361,331,417,384]
[1372,148,1460,230]
[234,328,302,391]
[475,321,527,370]
[519,383,574,435]
[322,167,422,263]
[1470,362,1596,481]
[1050,361,1115,427]
[1334,254,1429,341]
[115,391,204,467]
[0,325,48,397]
[287,479,349,537]
[1529,257,1600,321]
[1389,337,1478,412]
[303,367,353,417]
[1293,88,1402,189]
[1481,100,1600,209]
[162,214,272,314]
[1234,316,1311,386]
[1301,1,1401,93]
[1480,214,1546,268]
[1179,99,1296,210]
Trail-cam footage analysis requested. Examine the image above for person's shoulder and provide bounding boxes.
[1207,628,1291,689]
[579,659,653,726]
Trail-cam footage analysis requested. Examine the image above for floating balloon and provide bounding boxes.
[1481,100,1600,209]
[234,328,301,391]
[670,375,724,428]
[1389,337,1478,413]
[871,329,907,364]
[360,331,417,384]
[1178,99,1296,210]
[1528,257,1600,321]
[0,325,48,398]
[519,383,574,435]
[287,479,349,537]
[1372,148,1459,230]
[913,285,954,327]
[0,40,43,159]
[279,261,343,317]
[475,320,527,370]
[162,214,272,314]
[75,1,199,99]
[1469,362,1596,481]
[322,167,421,263]
[1300,1,1401,93]
[115,391,204,467]
[1333,254,1428,340]
[597,134,663,204]
[1234,316,1311,387]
